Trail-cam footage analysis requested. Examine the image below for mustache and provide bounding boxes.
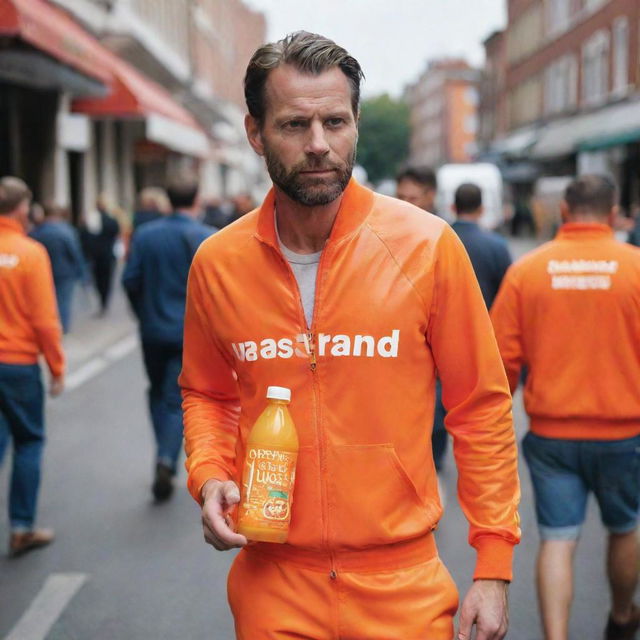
[294,160,342,173]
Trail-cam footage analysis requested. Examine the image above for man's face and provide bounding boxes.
[245,65,358,207]
[396,178,435,212]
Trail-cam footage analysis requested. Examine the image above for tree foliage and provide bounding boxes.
[357,94,410,184]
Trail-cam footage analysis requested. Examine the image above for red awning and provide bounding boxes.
[72,46,209,157]
[73,46,198,128]
[0,0,110,84]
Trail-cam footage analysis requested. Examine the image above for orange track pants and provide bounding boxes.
[228,541,458,639]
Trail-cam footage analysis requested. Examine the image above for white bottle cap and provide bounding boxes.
[266,386,291,402]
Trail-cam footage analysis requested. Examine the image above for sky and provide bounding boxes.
[243,0,507,98]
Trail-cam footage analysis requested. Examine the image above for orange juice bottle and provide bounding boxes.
[237,386,298,543]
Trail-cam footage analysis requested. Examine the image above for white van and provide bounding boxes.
[436,163,504,229]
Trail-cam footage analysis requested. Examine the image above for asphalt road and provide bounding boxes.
[0,235,624,639]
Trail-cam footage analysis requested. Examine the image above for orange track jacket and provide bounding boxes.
[491,223,640,441]
[180,180,520,580]
[0,217,64,377]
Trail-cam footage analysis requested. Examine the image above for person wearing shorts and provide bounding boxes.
[492,174,640,640]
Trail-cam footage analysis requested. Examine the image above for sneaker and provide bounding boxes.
[9,528,55,557]
[605,604,640,640]
[152,463,174,502]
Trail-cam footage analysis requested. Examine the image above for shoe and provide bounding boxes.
[152,463,174,502]
[605,604,640,640]
[9,528,55,557]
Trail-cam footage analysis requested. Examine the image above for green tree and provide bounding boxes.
[357,94,410,184]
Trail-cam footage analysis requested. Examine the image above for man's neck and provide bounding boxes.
[274,187,343,254]
[456,213,481,223]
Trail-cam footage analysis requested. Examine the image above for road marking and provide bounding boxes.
[5,573,88,640]
[65,357,108,391]
[103,334,138,361]
[65,334,139,392]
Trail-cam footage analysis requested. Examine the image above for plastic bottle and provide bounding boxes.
[237,386,299,543]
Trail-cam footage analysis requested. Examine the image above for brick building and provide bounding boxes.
[485,0,640,211]
[406,59,481,168]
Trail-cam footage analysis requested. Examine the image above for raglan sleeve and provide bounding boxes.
[179,250,241,504]
[490,266,524,394]
[427,225,520,581]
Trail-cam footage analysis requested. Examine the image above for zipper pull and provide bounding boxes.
[329,569,337,580]
[307,332,317,371]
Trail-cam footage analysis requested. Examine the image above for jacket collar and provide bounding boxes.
[0,217,26,235]
[556,222,613,240]
[255,178,375,248]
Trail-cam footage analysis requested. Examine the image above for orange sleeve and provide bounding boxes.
[428,226,520,581]
[179,253,241,503]
[28,246,64,378]
[490,269,524,394]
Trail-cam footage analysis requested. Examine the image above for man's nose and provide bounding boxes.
[305,121,330,156]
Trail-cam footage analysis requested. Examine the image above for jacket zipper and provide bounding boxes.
[270,244,332,555]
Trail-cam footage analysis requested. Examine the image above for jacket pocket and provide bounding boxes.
[287,445,323,548]
[327,443,438,548]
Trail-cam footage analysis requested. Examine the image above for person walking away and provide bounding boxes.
[451,183,512,309]
[122,174,213,501]
[0,177,65,556]
[132,187,170,232]
[180,31,520,640]
[80,196,120,315]
[491,175,640,640]
[30,204,85,333]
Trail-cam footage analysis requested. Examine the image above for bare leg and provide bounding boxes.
[537,539,578,640]
[608,530,639,623]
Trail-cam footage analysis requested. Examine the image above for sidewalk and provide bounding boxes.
[63,267,137,374]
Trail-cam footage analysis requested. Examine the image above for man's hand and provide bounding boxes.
[200,479,247,551]
[50,375,64,397]
[457,579,509,640]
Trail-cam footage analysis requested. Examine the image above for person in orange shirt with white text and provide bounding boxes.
[181,32,520,640]
[0,177,64,556]
[491,175,640,640]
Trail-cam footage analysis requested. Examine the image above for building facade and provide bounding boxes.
[406,59,481,168]
[487,0,640,213]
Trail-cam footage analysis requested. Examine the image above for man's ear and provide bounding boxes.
[245,114,264,156]
[608,205,619,229]
[560,200,570,223]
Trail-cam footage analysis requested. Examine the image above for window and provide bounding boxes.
[582,30,610,107]
[612,17,629,95]
[544,55,577,115]
[547,0,571,38]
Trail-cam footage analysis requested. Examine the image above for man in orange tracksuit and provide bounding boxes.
[180,32,520,640]
[491,175,640,640]
[0,177,65,556]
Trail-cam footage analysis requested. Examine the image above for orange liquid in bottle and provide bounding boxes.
[237,386,299,543]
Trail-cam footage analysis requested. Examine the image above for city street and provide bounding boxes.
[0,238,622,640]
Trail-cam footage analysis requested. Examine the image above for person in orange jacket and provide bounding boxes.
[180,31,520,640]
[0,177,65,556]
[491,175,640,640]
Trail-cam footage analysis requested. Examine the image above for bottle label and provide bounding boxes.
[239,447,297,530]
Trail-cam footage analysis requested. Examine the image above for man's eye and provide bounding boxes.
[326,118,344,127]
[285,120,304,129]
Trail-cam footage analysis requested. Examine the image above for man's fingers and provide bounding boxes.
[202,508,247,549]
[457,604,474,640]
[221,481,240,506]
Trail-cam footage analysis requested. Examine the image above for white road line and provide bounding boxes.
[103,334,138,362]
[65,357,108,392]
[5,573,88,640]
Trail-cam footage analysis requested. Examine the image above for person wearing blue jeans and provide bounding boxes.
[0,177,65,556]
[30,205,85,333]
[122,173,213,501]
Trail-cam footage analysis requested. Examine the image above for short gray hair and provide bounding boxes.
[0,177,32,215]
[564,175,616,216]
[244,31,364,125]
